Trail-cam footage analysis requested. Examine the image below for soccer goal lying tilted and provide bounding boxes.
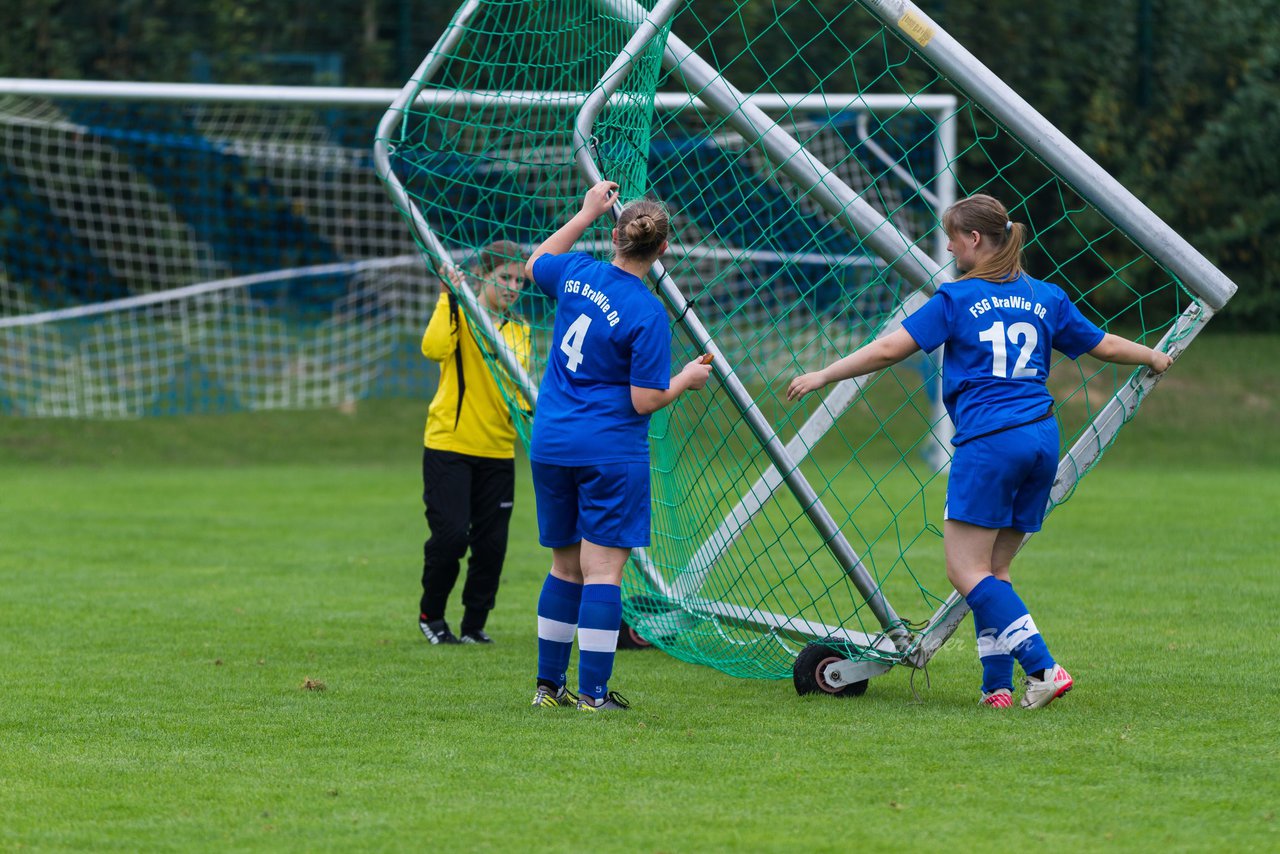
[374,0,1236,696]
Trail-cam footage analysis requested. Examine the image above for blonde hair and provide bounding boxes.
[943,194,1026,283]
[614,199,669,261]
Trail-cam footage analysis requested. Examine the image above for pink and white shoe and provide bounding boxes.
[980,688,1013,708]
[1021,664,1073,709]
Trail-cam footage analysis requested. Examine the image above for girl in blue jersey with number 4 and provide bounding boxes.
[525,180,713,712]
[788,194,1172,710]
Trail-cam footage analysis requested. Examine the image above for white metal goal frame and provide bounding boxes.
[372,0,962,661]
[375,0,1236,693]
[0,0,1236,691]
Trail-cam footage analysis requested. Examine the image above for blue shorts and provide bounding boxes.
[945,417,1058,533]
[530,460,652,549]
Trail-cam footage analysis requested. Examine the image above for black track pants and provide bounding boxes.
[419,447,515,633]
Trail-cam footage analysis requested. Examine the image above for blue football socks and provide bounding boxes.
[536,574,583,689]
[576,583,623,700]
[974,619,1016,694]
[965,575,1054,683]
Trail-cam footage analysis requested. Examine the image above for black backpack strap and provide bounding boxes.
[447,293,466,431]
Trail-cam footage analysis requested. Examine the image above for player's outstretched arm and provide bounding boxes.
[631,356,714,415]
[525,180,619,278]
[787,327,919,401]
[1088,333,1173,373]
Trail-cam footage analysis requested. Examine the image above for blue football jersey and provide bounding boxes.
[902,273,1105,445]
[529,252,671,464]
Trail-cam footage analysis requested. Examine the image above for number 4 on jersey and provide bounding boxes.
[560,313,592,372]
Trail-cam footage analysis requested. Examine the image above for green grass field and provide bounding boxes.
[1,333,1277,851]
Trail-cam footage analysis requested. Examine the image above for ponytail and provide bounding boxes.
[942,194,1025,282]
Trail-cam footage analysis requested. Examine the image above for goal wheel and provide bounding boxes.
[617,594,676,650]
[616,617,655,650]
[793,640,869,697]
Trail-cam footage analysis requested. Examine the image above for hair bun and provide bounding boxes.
[625,215,655,240]
[615,198,670,261]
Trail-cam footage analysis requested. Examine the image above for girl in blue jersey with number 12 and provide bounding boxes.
[788,194,1172,710]
[525,180,713,712]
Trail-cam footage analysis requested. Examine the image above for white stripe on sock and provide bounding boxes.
[976,632,1003,659]
[577,627,619,654]
[537,616,577,643]
[996,615,1040,653]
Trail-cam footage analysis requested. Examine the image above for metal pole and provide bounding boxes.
[669,288,932,599]
[578,0,910,641]
[589,0,944,294]
[674,100,961,591]
[0,78,953,115]
[858,0,1237,311]
[371,0,540,406]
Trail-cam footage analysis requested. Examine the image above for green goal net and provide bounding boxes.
[375,0,1231,683]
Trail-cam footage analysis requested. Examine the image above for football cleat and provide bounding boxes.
[1021,664,1073,709]
[577,691,631,712]
[418,617,460,645]
[531,684,577,709]
[979,688,1014,708]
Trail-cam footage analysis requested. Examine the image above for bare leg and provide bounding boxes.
[990,527,1026,582]
[578,539,631,586]
[944,519,1000,595]
[549,543,583,585]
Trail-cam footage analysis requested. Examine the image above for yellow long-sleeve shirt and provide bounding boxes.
[421,292,531,458]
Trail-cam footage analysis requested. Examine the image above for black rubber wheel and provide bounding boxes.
[793,641,869,697]
[617,594,679,650]
[616,616,655,650]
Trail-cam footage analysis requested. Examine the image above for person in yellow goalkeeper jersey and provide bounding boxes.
[417,240,531,645]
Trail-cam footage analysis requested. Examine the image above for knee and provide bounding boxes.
[946,562,990,597]
[469,530,509,562]
[426,524,468,559]
[550,551,583,584]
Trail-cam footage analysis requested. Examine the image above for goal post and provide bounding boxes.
[375,0,1234,688]
[1,0,1235,691]
[373,6,959,649]
[0,78,435,416]
[0,76,952,426]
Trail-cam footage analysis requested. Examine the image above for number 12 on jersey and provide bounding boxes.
[979,320,1039,378]
[560,313,592,372]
